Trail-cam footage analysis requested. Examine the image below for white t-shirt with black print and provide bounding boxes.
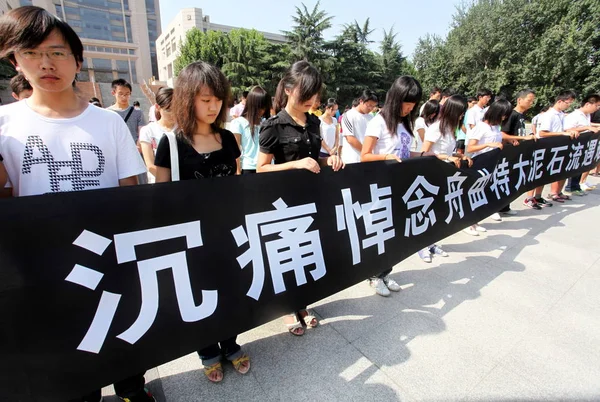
[0,100,146,197]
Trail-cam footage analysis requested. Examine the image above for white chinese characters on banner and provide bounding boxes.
[582,139,598,166]
[565,142,584,171]
[232,198,326,301]
[402,176,440,236]
[66,222,218,354]
[445,172,467,224]
[528,149,546,182]
[467,169,492,211]
[513,154,530,191]
[546,145,569,175]
[490,158,511,200]
[336,184,395,265]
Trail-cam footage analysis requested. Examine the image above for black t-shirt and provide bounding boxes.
[501,110,526,136]
[591,110,600,124]
[154,129,241,180]
[259,109,322,163]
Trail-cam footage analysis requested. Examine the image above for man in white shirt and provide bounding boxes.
[538,90,579,202]
[563,93,600,193]
[340,89,378,164]
[465,88,492,136]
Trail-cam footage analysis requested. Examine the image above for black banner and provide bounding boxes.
[1,132,599,401]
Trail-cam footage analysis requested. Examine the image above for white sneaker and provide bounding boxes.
[501,209,517,216]
[463,227,479,236]
[475,224,487,232]
[490,213,502,221]
[369,278,390,297]
[417,248,432,263]
[581,182,596,191]
[430,245,448,257]
[383,276,402,292]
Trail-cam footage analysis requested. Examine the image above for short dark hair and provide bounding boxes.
[476,88,493,99]
[133,100,140,107]
[241,90,249,99]
[467,96,477,103]
[419,99,440,126]
[274,60,322,114]
[10,74,32,95]
[358,89,378,103]
[351,98,360,107]
[483,99,513,126]
[380,76,422,135]
[430,87,442,96]
[555,90,577,103]
[439,95,467,136]
[581,93,600,107]
[0,6,84,65]
[112,78,132,92]
[515,89,535,101]
[441,87,458,98]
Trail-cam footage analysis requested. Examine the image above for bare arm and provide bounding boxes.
[155,166,172,183]
[466,139,503,153]
[416,128,425,142]
[140,142,157,177]
[361,136,401,162]
[345,135,363,152]
[233,133,242,174]
[118,176,138,186]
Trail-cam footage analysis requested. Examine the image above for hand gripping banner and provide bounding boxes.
[0,132,598,401]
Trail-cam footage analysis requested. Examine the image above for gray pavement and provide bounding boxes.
[104,176,600,401]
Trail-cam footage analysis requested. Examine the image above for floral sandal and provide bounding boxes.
[284,313,305,336]
[231,353,251,375]
[298,309,319,328]
[204,361,223,383]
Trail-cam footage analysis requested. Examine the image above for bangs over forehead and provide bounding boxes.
[0,6,83,63]
[183,64,229,101]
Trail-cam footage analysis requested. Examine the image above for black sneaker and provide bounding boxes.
[523,197,542,210]
[535,197,553,207]
[119,389,156,402]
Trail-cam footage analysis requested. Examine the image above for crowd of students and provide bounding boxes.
[1,6,600,402]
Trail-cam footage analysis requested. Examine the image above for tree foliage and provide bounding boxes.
[413,0,600,113]
[174,2,414,106]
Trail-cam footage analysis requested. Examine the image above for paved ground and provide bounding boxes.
[104,177,600,402]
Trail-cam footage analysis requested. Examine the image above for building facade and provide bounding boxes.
[1,0,160,84]
[157,7,286,87]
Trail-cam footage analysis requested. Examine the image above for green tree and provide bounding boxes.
[283,1,333,67]
[377,27,407,93]
[174,28,226,76]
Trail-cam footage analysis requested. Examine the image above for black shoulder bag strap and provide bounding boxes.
[123,106,134,123]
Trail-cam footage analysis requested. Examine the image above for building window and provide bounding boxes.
[92,58,112,72]
[167,63,173,79]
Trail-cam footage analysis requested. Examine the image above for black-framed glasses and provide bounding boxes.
[19,50,73,60]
